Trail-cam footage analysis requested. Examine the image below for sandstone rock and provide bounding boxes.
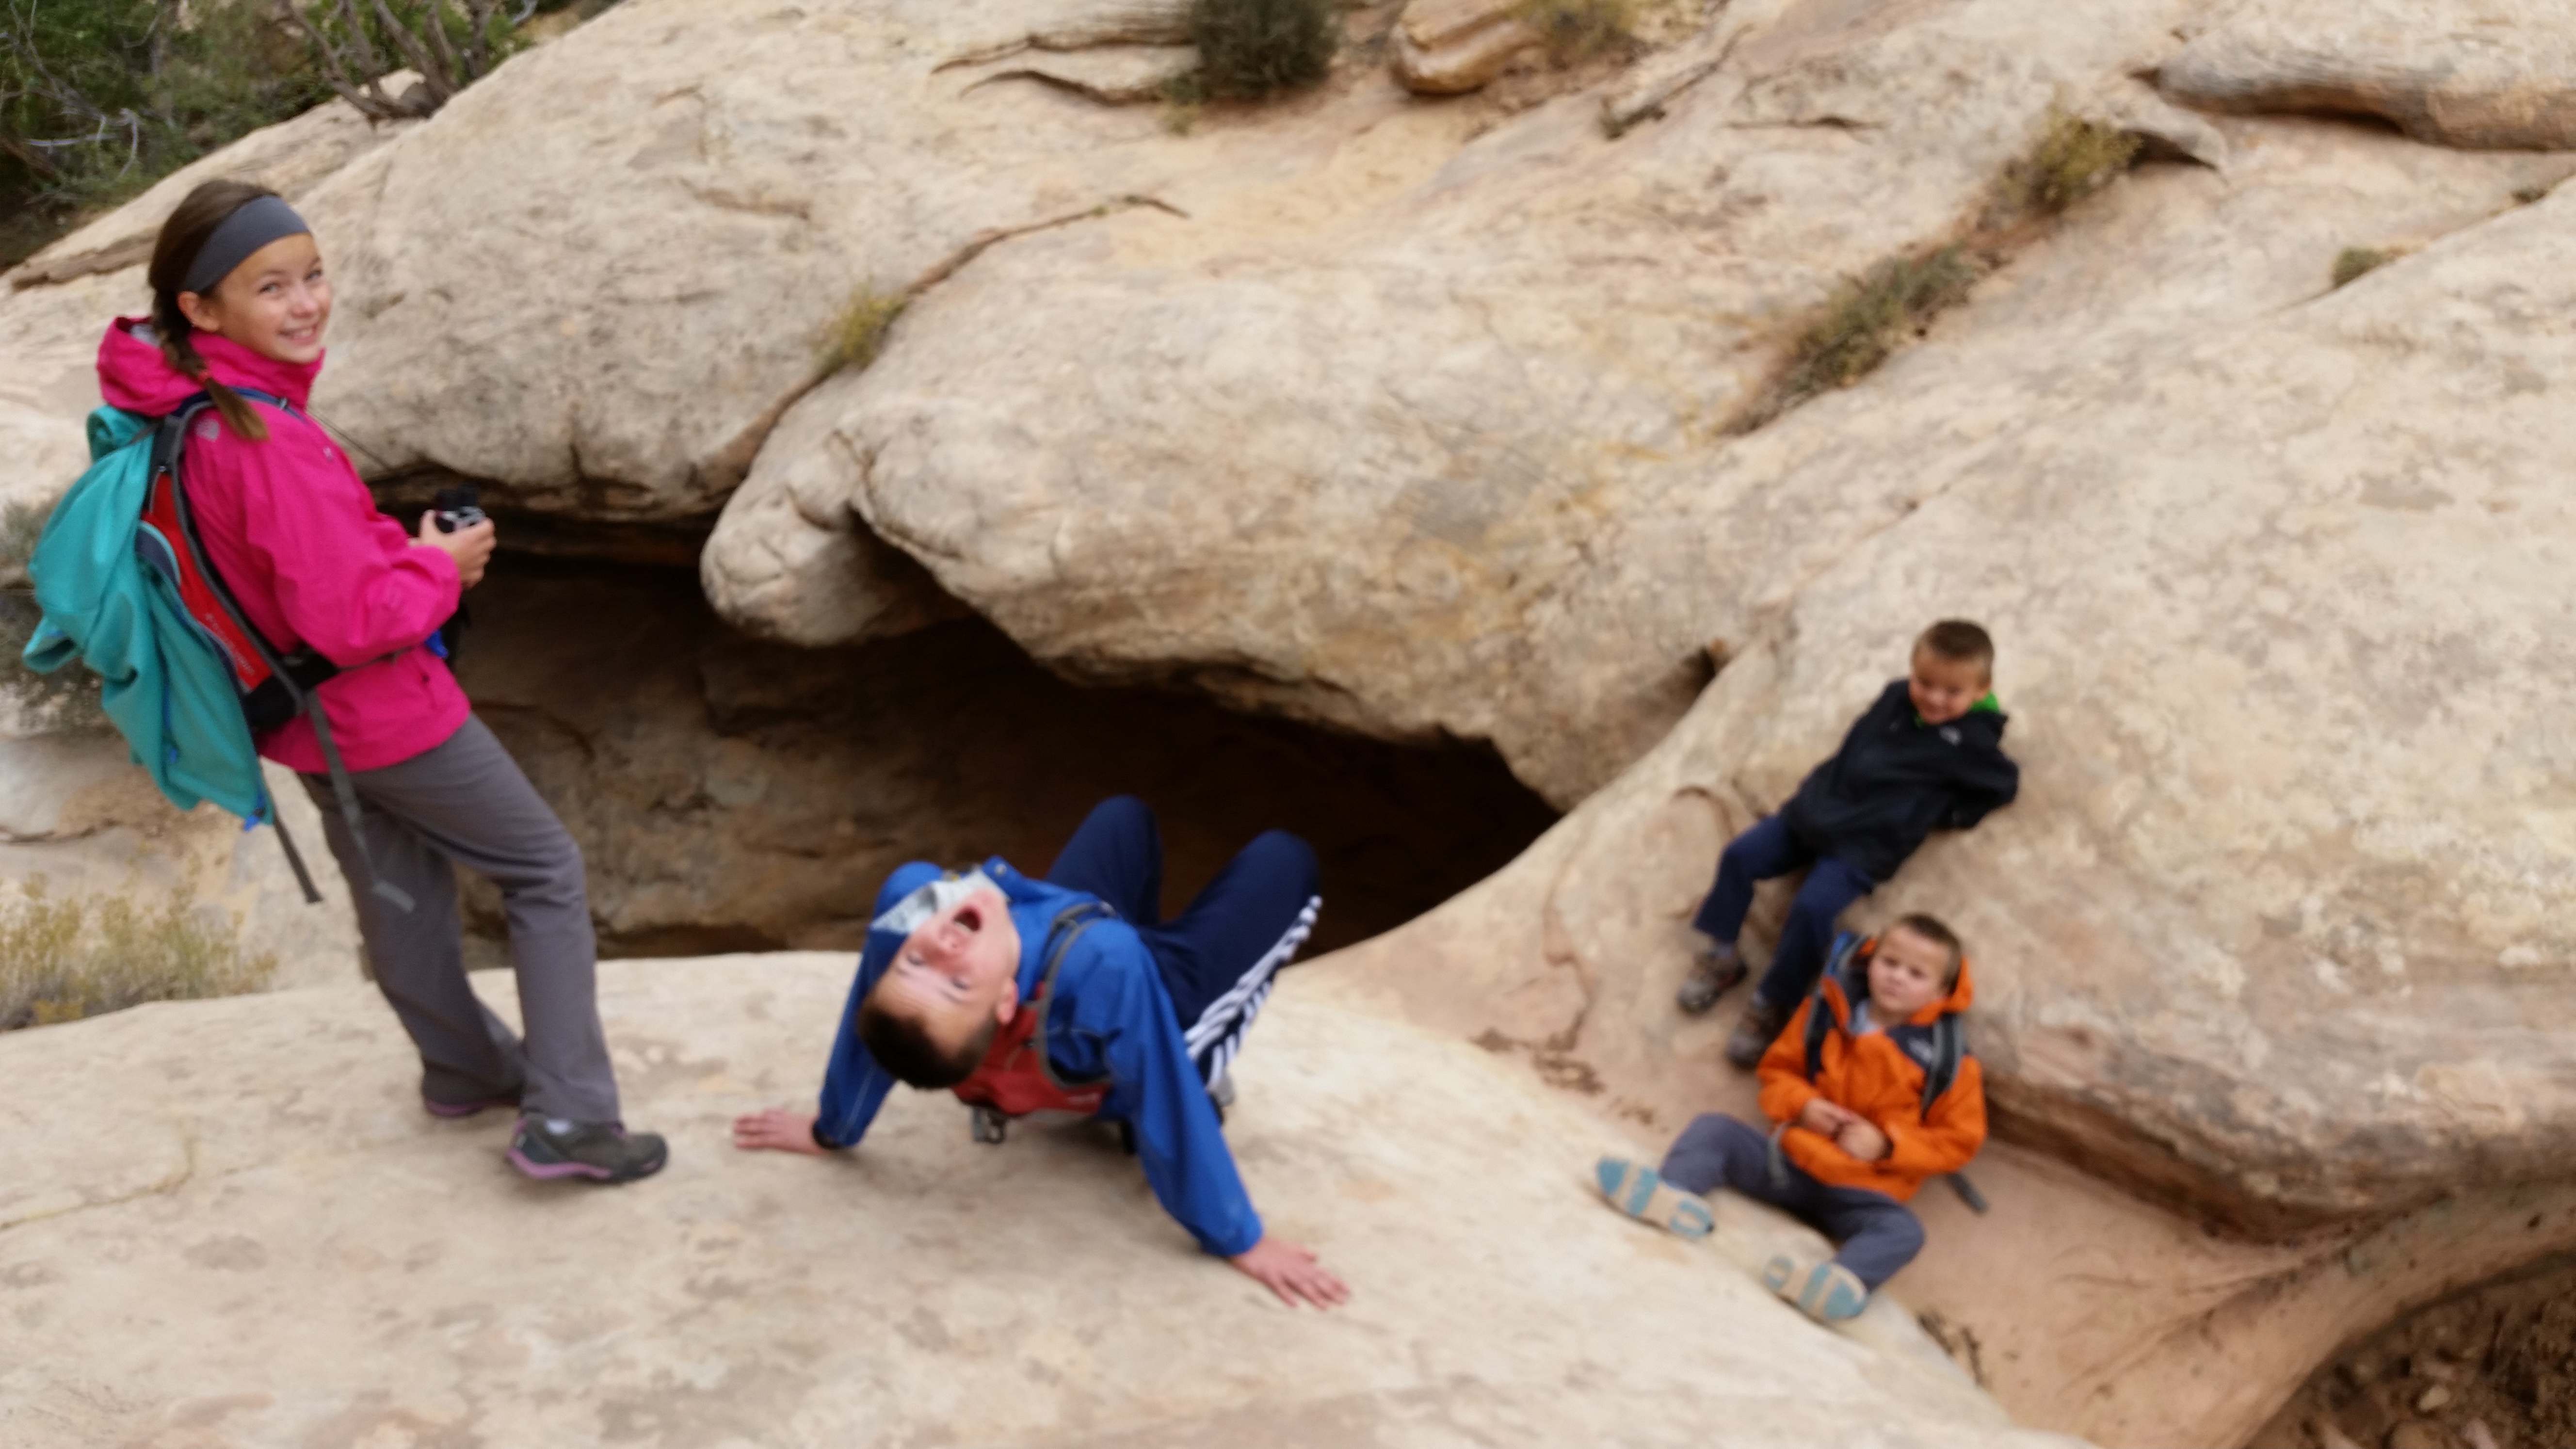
[1389,0,1544,95]
[958,43,1201,106]
[2160,0,2576,151]
[0,956,2082,1449]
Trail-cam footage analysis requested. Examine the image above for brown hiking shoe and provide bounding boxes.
[1674,948,1747,1015]
[1724,997,1790,1069]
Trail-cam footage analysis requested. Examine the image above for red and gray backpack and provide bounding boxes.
[1788,931,1989,1212]
[954,902,1116,1144]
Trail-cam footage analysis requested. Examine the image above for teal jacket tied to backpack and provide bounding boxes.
[23,404,274,824]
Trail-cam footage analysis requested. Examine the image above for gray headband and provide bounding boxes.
[181,195,311,296]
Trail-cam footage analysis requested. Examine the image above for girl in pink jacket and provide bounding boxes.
[127,178,664,1184]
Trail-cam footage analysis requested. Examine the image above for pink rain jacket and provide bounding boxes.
[97,318,467,773]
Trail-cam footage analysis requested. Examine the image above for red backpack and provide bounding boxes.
[954,902,1113,1142]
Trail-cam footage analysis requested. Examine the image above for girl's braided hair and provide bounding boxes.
[145,178,280,442]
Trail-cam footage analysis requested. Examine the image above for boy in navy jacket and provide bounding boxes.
[732,796,1350,1309]
[1674,621,2018,1068]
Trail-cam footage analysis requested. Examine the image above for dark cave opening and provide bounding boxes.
[447,556,1561,964]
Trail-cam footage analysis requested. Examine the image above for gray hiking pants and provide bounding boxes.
[300,714,620,1123]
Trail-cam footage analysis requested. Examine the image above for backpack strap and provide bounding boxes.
[156,397,412,914]
[1802,931,1867,1080]
[1920,1013,1964,1116]
[1029,901,1114,1092]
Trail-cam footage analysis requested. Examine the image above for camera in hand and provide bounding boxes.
[431,483,486,535]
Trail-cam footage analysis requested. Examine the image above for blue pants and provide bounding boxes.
[1045,796,1321,1088]
[1689,814,1875,1007]
[1659,1113,1925,1289]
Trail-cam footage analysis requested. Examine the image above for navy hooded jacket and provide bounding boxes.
[1781,679,2020,883]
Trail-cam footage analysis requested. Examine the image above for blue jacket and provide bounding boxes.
[815,857,1264,1258]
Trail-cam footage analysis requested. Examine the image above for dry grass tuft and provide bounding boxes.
[1513,0,1639,62]
[1189,0,1336,101]
[1996,106,2141,222]
[1733,246,1984,433]
[2330,246,2392,289]
[820,284,910,375]
[1,879,276,1030]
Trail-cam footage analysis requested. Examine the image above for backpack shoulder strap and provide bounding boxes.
[154,395,406,914]
[1919,1014,1965,1116]
[1803,932,1867,1079]
[1031,901,1113,1091]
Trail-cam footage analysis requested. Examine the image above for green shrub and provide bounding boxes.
[1189,0,1336,102]
[1735,245,1982,431]
[0,501,104,734]
[1513,0,1637,61]
[0,878,276,1030]
[2331,246,2391,289]
[819,283,908,375]
[1997,106,2140,221]
[0,0,330,266]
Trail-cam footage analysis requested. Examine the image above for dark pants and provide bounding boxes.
[302,714,619,1123]
[1044,796,1322,1087]
[1690,814,1876,1007]
[1659,1112,1924,1289]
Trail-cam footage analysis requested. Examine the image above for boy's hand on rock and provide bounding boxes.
[1835,1120,1891,1162]
[1230,1236,1351,1310]
[1799,1098,1859,1137]
[731,1107,828,1156]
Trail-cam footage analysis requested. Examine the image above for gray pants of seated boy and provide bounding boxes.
[1659,1112,1925,1289]
[301,715,620,1123]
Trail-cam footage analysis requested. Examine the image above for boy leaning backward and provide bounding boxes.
[1596,914,1986,1322]
[1676,620,2019,1068]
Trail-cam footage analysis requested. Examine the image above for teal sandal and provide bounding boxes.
[1594,1156,1715,1239]
[1764,1254,1868,1322]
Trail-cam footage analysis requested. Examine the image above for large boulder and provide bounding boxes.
[702,0,2205,800]
[291,0,1216,528]
[0,954,2080,1449]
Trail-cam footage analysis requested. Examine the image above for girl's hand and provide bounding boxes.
[1229,1236,1351,1309]
[416,511,496,588]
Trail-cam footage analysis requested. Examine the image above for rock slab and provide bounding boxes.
[0,956,2081,1449]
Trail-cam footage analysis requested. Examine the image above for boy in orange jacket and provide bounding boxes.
[1594,914,1985,1322]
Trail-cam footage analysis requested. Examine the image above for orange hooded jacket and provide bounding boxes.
[1755,941,1987,1202]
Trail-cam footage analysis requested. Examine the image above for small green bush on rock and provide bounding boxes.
[0,879,276,1030]
[1514,0,1637,62]
[1189,0,1336,101]
[1996,106,2140,221]
[820,284,908,375]
[1734,245,1984,432]
[2331,246,2391,289]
